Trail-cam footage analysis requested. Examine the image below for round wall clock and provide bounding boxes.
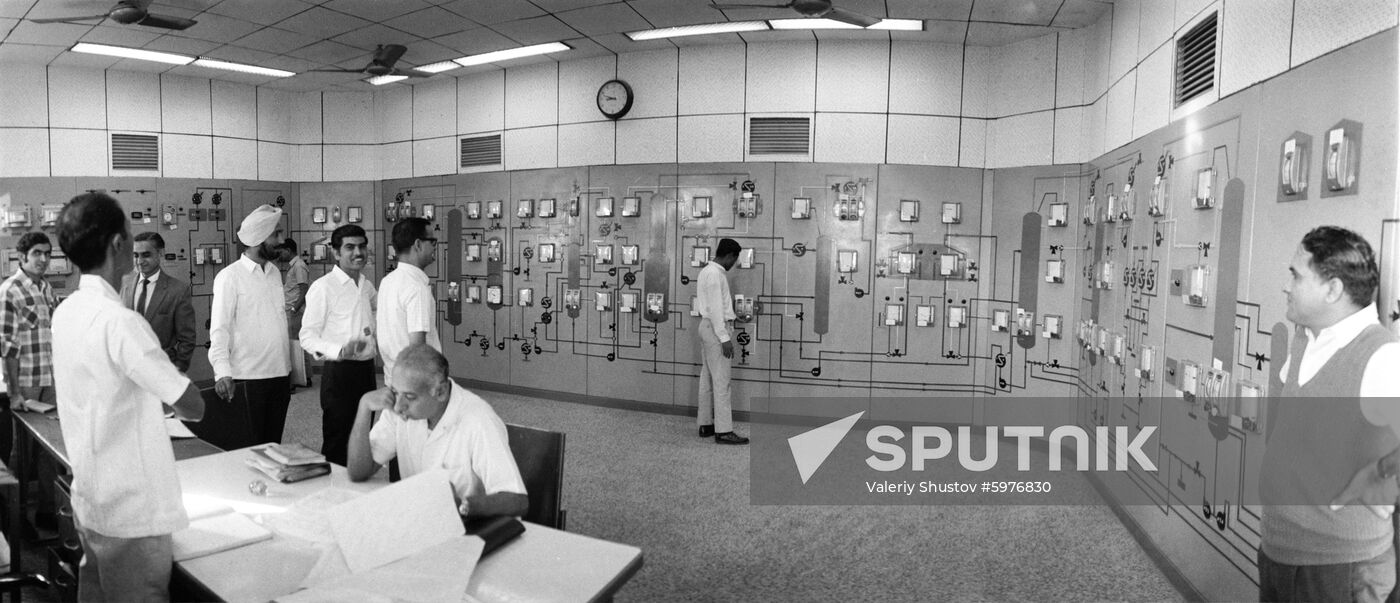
[597,79,633,120]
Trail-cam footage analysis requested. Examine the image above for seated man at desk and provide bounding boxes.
[347,344,527,519]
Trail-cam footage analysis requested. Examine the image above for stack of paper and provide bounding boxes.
[173,510,273,561]
[247,444,331,483]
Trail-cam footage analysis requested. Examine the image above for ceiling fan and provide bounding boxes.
[709,0,879,28]
[30,0,197,30]
[307,44,432,79]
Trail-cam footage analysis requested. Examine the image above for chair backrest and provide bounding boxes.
[505,423,565,530]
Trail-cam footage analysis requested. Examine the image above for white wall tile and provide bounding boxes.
[1108,0,1139,83]
[961,46,991,118]
[959,118,986,168]
[503,126,558,170]
[289,91,322,144]
[889,42,963,116]
[559,121,615,167]
[257,87,293,144]
[1177,0,1216,30]
[679,44,745,115]
[991,34,1056,117]
[160,75,212,135]
[380,141,412,180]
[292,144,322,182]
[106,71,160,133]
[1291,0,1397,66]
[458,70,505,135]
[323,145,378,181]
[814,113,885,163]
[213,137,257,180]
[678,114,743,164]
[412,79,456,141]
[504,62,558,130]
[413,136,457,177]
[0,128,48,177]
[48,67,106,130]
[1085,95,1107,159]
[1084,13,1112,101]
[619,48,678,119]
[1137,0,1174,62]
[258,141,291,181]
[1053,107,1086,164]
[816,40,888,113]
[375,86,412,144]
[1132,45,1171,140]
[211,80,257,140]
[163,134,212,178]
[1221,0,1291,96]
[0,64,47,128]
[323,91,375,144]
[886,115,959,166]
[617,117,675,165]
[746,41,816,113]
[49,129,107,177]
[989,111,1053,168]
[559,55,615,124]
[1055,30,1086,108]
[1104,71,1136,152]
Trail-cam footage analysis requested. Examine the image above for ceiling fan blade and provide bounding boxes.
[30,14,110,24]
[306,68,364,74]
[376,44,408,67]
[709,3,792,10]
[135,13,197,30]
[825,6,879,27]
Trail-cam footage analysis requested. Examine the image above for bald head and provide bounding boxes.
[388,344,452,422]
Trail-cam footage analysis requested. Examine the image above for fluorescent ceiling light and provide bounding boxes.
[769,18,923,31]
[366,74,408,86]
[626,21,769,41]
[192,58,294,78]
[71,42,192,65]
[453,42,570,67]
[415,61,460,74]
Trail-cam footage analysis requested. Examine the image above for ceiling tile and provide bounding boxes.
[888,0,970,20]
[203,44,278,65]
[965,22,1062,46]
[177,12,264,43]
[80,24,163,46]
[260,76,337,92]
[438,0,544,26]
[891,21,968,44]
[149,0,221,13]
[6,20,90,45]
[431,27,515,54]
[260,54,319,73]
[1051,0,1111,28]
[331,24,421,52]
[555,4,649,37]
[383,7,476,39]
[738,30,814,44]
[554,35,610,58]
[0,2,37,19]
[971,0,1058,26]
[489,15,577,45]
[625,0,718,28]
[530,0,612,12]
[713,7,790,22]
[322,0,434,23]
[0,42,63,63]
[208,0,315,27]
[48,49,118,68]
[108,57,178,73]
[0,15,16,37]
[814,28,892,41]
[24,1,110,21]
[169,63,273,84]
[589,32,668,54]
[276,6,374,41]
[398,39,459,65]
[230,27,310,55]
[290,38,366,65]
[141,33,221,55]
[670,33,743,48]
[836,0,889,20]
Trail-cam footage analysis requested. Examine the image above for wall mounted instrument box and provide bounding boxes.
[1320,120,1362,197]
[991,309,1009,332]
[692,196,712,218]
[596,197,614,218]
[1042,314,1062,339]
[1048,203,1068,226]
[791,197,812,219]
[517,199,534,218]
[538,198,556,218]
[947,306,967,328]
[621,196,640,217]
[941,202,961,224]
[899,200,919,222]
[1278,133,1311,200]
[486,200,502,219]
[466,201,481,220]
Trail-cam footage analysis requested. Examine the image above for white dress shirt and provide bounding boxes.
[53,275,192,538]
[134,269,159,315]
[209,255,290,380]
[369,383,527,502]
[1277,304,1400,430]
[695,261,735,343]
[300,266,377,361]
[376,262,441,386]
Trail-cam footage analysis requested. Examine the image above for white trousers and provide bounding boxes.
[697,318,733,432]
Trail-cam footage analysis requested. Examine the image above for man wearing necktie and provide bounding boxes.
[120,232,196,372]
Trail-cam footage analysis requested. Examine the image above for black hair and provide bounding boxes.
[133,231,165,249]
[331,224,367,249]
[1302,225,1380,308]
[395,344,450,390]
[57,193,127,272]
[391,218,431,257]
[277,237,298,254]
[16,232,50,255]
[716,238,741,259]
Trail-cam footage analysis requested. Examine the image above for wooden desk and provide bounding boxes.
[174,449,644,602]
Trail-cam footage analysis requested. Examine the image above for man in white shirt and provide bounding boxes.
[51,192,204,601]
[347,344,527,519]
[377,217,441,388]
[210,204,291,446]
[300,225,377,465]
[694,238,747,444]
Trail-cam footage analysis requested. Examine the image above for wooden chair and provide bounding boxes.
[505,424,566,530]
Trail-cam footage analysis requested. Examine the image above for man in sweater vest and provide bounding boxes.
[1260,226,1400,602]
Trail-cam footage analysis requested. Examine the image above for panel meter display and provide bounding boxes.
[1194,168,1215,209]
[620,196,640,217]
[621,245,639,266]
[1185,264,1209,306]
[485,285,502,305]
[465,284,481,304]
[486,200,502,219]
[1015,308,1034,337]
[899,200,919,222]
[915,305,934,327]
[646,293,664,315]
[465,244,481,262]
[941,202,961,224]
[596,197,614,218]
[595,291,612,311]
[538,198,557,218]
[1042,314,1062,339]
[618,292,638,313]
[466,201,481,220]
[692,196,712,218]
[896,252,916,275]
[991,309,1009,332]
[486,239,502,262]
[791,197,812,219]
[884,304,904,326]
[1046,259,1065,283]
[1048,203,1068,227]
[517,199,534,218]
[564,289,581,310]
[947,306,967,328]
[837,250,858,273]
[518,288,534,307]
[939,254,960,278]
[691,246,710,267]
[596,244,613,265]
[737,248,753,269]
[538,243,556,263]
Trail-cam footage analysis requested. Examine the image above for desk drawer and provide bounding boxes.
[46,546,77,603]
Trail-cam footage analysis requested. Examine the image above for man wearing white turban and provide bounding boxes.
[209,204,292,446]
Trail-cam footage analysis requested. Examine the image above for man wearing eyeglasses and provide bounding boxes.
[376,217,441,388]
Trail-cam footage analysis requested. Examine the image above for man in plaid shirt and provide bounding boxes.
[0,232,58,410]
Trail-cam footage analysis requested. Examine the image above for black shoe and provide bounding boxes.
[714,432,749,445]
[698,425,715,438]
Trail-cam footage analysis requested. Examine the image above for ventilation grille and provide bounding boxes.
[1174,11,1217,107]
[110,133,158,170]
[460,134,502,167]
[749,117,810,155]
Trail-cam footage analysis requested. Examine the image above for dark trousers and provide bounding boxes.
[236,376,291,445]
[1260,546,1395,603]
[320,359,376,466]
